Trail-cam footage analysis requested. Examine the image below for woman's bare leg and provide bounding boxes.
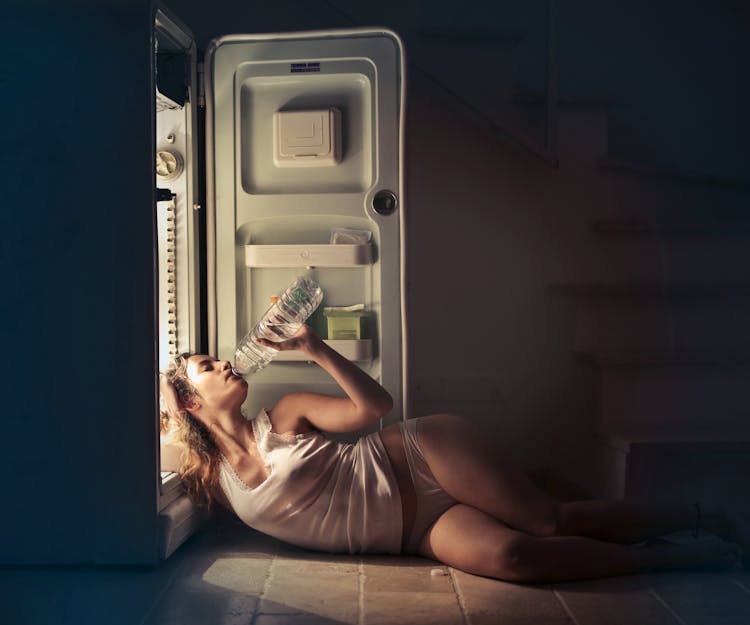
[419,504,742,583]
[415,413,560,536]
[415,413,736,543]
[557,499,731,543]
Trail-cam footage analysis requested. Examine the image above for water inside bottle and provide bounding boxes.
[232,276,323,376]
[261,321,300,340]
[233,338,274,376]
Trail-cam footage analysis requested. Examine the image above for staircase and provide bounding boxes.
[565,231,750,501]
[420,26,750,501]
[542,100,750,501]
[421,62,750,498]
[319,0,750,502]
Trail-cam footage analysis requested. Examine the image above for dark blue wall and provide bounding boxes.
[1,1,159,563]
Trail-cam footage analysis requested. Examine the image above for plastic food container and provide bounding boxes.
[324,305,368,340]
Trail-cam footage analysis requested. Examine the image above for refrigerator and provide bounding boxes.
[153,3,407,558]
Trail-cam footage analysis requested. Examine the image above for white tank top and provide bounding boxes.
[218,409,403,554]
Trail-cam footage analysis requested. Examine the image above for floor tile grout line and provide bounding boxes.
[137,571,180,625]
[358,558,365,625]
[447,567,472,625]
[648,587,689,625]
[552,589,583,625]
[250,554,276,625]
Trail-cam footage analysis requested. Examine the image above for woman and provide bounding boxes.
[160,325,749,582]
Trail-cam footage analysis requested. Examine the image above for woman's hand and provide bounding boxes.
[256,324,322,355]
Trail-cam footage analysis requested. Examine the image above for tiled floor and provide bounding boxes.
[4,512,750,625]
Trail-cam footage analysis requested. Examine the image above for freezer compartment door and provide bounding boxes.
[205,30,406,429]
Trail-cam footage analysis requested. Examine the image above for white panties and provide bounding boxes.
[400,418,457,554]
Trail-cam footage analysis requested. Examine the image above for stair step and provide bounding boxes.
[594,427,750,500]
[593,349,750,366]
[599,180,750,224]
[592,219,750,235]
[513,92,615,108]
[598,157,750,190]
[572,296,750,355]
[601,427,750,452]
[546,229,750,285]
[598,360,750,429]
[590,229,750,284]
[551,282,750,298]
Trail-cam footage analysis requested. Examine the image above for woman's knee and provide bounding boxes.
[553,501,588,537]
[490,534,540,582]
[531,501,563,538]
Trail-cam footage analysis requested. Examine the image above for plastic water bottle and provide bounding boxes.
[232,277,324,376]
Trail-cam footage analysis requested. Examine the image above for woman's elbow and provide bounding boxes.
[383,392,394,415]
[359,395,393,425]
[373,393,394,420]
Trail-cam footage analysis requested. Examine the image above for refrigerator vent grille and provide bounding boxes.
[164,199,178,360]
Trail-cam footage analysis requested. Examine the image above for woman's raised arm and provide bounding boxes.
[258,325,393,433]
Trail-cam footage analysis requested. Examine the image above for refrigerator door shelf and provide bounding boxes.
[245,243,373,267]
[273,339,373,362]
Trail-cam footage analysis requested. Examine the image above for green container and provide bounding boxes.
[324,306,367,340]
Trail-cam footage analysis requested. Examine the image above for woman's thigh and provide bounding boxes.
[418,503,529,580]
[415,413,559,537]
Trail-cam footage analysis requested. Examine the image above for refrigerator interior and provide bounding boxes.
[153,6,203,526]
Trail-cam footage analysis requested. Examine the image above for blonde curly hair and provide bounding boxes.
[159,353,222,510]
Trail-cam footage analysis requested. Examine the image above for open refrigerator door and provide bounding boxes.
[152,1,406,558]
